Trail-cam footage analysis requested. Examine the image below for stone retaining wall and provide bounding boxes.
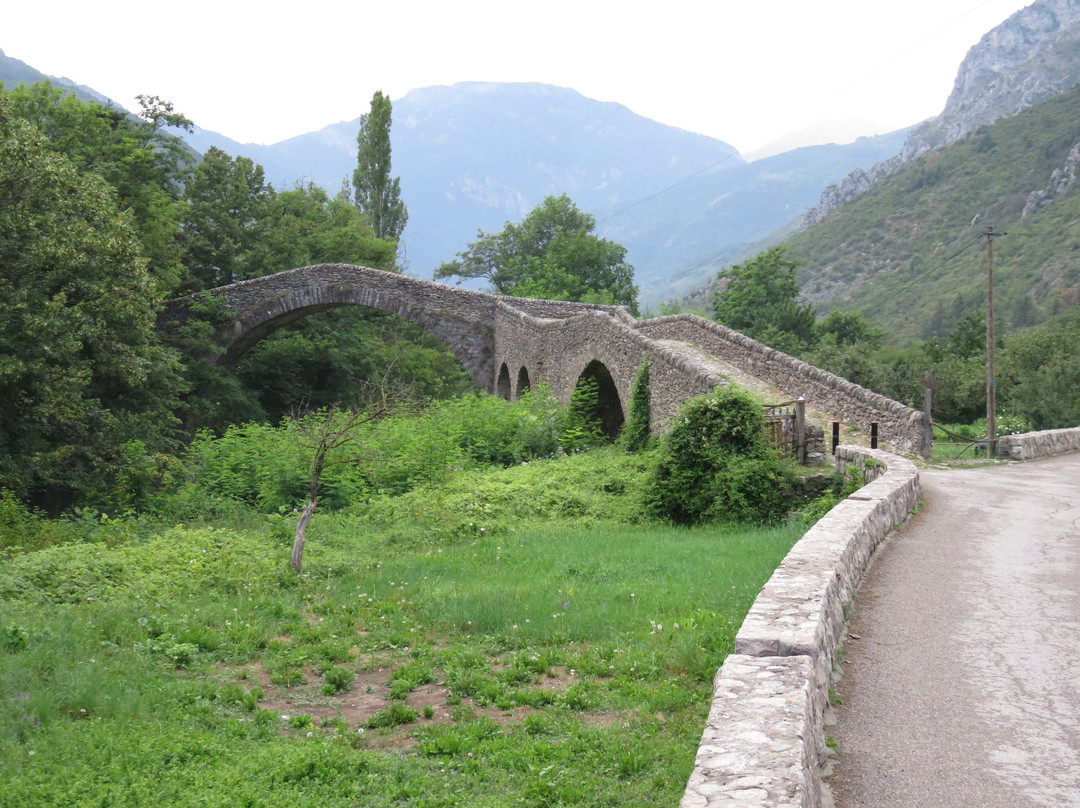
[997,426,1080,460]
[681,447,920,807]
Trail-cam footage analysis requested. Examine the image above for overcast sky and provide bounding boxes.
[5,0,1034,157]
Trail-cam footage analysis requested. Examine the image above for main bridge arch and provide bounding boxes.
[160,264,501,390]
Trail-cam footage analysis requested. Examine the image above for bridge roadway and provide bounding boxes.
[828,451,1080,807]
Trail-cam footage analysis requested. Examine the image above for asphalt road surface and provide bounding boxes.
[829,452,1080,808]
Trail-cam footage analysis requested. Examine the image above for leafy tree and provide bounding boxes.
[353,90,407,242]
[713,246,816,353]
[436,194,639,313]
[999,312,1080,430]
[0,94,182,507]
[180,146,276,289]
[5,81,193,297]
[265,182,397,273]
[814,310,884,349]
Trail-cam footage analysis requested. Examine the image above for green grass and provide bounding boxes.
[0,450,805,807]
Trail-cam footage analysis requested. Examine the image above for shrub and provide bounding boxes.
[620,359,652,453]
[647,386,794,524]
[322,666,355,695]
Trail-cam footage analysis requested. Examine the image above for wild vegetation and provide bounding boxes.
[711,246,1080,433]
[0,381,821,806]
[783,82,1080,342]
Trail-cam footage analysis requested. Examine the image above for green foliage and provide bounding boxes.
[713,246,816,353]
[321,666,355,695]
[436,193,639,313]
[0,436,809,806]
[353,90,408,242]
[0,91,184,507]
[267,182,397,272]
[647,386,794,525]
[561,377,607,453]
[180,146,276,289]
[998,310,1080,430]
[814,309,884,349]
[170,388,607,516]
[620,359,653,453]
[5,81,192,297]
[784,82,1080,341]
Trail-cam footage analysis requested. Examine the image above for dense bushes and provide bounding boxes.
[646,386,794,525]
[167,386,608,515]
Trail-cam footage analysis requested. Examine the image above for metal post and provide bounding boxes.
[832,422,840,455]
[870,422,878,450]
[795,397,806,464]
[985,226,999,458]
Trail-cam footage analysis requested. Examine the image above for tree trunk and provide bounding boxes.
[290,497,318,573]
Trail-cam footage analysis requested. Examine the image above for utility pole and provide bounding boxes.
[982,226,1005,457]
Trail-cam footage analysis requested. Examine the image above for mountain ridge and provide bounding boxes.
[801,0,1080,226]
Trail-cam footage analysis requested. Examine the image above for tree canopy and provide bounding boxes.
[435,194,639,313]
[353,90,408,243]
[713,246,816,353]
[0,92,182,506]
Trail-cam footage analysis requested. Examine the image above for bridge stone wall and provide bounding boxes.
[634,315,929,454]
[493,305,730,430]
[163,264,500,390]
[163,264,929,453]
[997,426,1080,460]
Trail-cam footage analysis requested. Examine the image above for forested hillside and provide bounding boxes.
[786,81,1080,342]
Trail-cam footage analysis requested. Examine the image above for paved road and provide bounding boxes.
[829,452,1080,808]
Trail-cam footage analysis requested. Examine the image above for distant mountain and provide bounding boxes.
[0,48,115,107]
[802,0,1080,225]
[0,52,908,307]
[183,82,904,306]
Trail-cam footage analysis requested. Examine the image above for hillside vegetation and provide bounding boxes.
[785,81,1080,342]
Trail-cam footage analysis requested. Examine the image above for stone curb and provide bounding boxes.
[997,425,1080,460]
[680,447,920,808]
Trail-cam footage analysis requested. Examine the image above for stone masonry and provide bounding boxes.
[159,263,931,452]
[681,447,921,807]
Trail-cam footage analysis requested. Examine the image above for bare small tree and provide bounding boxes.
[289,404,384,573]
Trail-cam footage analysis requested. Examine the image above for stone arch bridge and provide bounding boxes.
[160,264,929,455]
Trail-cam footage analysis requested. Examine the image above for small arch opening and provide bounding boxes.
[517,366,532,397]
[574,360,624,439]
[496,363,512,400]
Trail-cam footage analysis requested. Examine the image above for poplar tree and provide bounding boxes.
[353,91,408,242]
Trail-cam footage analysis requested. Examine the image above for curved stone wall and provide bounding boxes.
[997,426,1080,460]
[681,447,921,807]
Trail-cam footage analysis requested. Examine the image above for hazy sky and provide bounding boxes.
[5,0,1034,156]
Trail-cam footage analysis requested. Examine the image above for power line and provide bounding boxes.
[861,235,983,316]
[597,149,743,225]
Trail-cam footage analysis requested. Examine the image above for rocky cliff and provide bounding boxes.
[802,0,1080,226]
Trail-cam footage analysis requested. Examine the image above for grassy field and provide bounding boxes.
[0,450,806,807]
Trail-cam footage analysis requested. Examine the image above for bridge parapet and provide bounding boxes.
[160,265,928,454]
[634,315,929,454]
